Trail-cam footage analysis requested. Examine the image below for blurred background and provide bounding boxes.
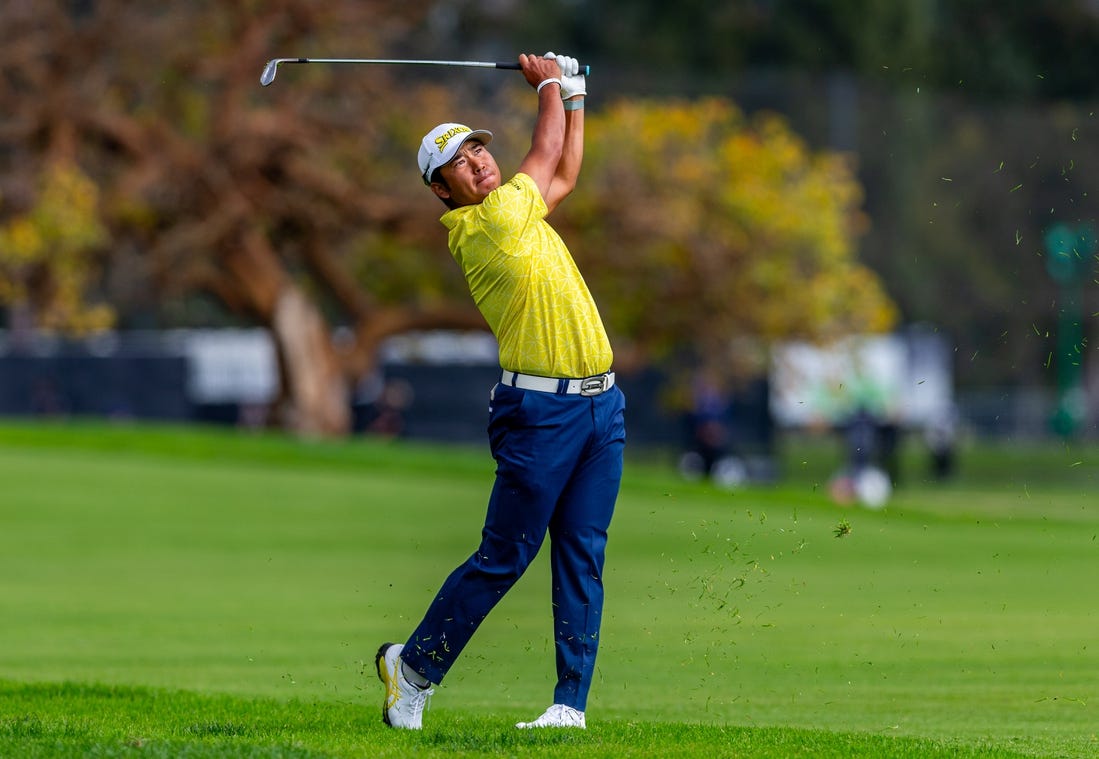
[1,1,1096,493]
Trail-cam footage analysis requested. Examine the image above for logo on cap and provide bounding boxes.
[434,125,472,154]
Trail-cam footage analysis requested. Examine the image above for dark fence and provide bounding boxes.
[0,359,779,474]
[3,340,1088,445]
[0,343,773,454]
[355,364,775,454]
[0,353,190,421]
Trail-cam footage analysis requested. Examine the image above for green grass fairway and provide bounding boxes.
[1,421,1097,757]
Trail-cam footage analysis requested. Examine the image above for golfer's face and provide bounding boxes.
[439,140,499,206]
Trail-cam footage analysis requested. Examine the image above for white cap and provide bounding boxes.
[417,123,493,184]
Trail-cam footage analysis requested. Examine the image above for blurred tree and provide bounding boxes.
[562,98,896,376]
[446,0,1099,99]
[0,162,112,335]
[0,0,486,435]
[452,0,1099,393]
[0,1,893,436]
[855,92,1099,388]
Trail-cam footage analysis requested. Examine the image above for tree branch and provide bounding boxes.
[342,304,489,377]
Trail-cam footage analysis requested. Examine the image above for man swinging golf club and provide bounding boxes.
[376,52,626,730]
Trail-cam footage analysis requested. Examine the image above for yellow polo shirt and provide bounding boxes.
[441,173,612,379]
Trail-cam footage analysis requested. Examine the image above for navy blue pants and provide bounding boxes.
[401,380,626,711]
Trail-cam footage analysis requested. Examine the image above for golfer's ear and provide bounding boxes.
[430,182,451,200]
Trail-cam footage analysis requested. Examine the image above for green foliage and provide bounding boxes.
[853,92,1099,387]
[1,422,1098,757]
[345,232,464,305]
[763,0,935,73]
[453,0,1099,99]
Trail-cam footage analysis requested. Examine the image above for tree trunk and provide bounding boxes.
[219,230,352,437]
[271,286,351,436]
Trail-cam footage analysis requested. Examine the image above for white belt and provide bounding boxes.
[501,370,615,396]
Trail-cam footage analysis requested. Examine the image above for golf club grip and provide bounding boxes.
[495,62,592,76]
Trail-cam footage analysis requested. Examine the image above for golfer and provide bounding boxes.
[376,52,625,731]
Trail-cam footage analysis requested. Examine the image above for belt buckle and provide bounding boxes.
[579,375,609,396]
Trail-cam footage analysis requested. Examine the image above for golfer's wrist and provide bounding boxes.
[563,97,584,111]
[536,77,562,93]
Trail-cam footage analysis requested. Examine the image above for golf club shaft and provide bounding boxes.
[260,57,590,86]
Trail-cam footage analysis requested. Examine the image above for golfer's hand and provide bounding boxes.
[545,52,585,100]
[519,53,562,91]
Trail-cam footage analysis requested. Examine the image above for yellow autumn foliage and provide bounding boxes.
[562,97,897,368]
[0,163,113,333]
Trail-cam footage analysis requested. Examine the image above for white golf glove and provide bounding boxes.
[544,51,586,100]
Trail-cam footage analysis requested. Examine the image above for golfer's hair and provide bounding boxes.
[430,169,458,210]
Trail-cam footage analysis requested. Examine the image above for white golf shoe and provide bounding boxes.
[375,642,433,729]
[516,703,586,729]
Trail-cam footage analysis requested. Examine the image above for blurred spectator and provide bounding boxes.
[30,377,65,416]
[876,415,902,487]
[830,405,894,509]
[924,404,958,481]
[679,372,732,479]
[843,406,878,472]
[362,375,413,437]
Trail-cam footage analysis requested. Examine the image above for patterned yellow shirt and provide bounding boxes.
[441,173,613,378]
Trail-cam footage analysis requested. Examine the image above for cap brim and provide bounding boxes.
[465,129,493,147]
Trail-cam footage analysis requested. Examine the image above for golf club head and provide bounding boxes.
[260,59,279,86]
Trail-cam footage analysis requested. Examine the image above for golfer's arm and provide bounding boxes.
[517,86,565,201]
[544,98,584,214]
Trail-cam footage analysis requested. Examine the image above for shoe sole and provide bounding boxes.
[375,642,397,728]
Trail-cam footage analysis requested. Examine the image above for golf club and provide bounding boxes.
[260,57,590,87]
